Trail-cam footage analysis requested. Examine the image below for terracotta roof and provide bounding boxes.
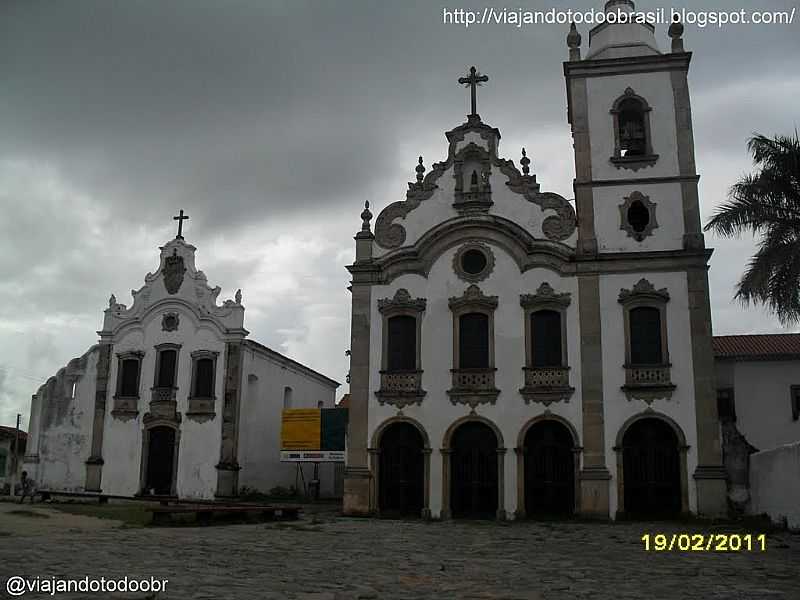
[713,334,800,361]
[337,393,350,408]
[0,426,27,440]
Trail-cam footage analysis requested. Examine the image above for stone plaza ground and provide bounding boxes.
[0,502,798,600]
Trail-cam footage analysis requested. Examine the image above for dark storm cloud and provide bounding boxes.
[0,0,798,425]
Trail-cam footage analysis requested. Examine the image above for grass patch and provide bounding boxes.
[48,502,152,527]
[7,510,50,519]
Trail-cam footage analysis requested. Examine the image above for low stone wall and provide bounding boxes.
[748,442,800,530]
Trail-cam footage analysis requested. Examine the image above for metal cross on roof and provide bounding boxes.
[458,66,489,117]
[173,209,189,239]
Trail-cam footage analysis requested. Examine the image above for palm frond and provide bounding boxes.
[706,132,800,324]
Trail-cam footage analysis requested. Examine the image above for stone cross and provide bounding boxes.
[458,66,489,117]
[173,209,189,239]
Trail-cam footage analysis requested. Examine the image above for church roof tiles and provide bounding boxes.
[713,334,800,361]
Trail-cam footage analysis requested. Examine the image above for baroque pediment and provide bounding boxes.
[373,114,576,251]
[100,237,246,337]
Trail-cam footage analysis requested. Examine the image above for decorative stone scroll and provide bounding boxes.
[378,288,427,315]
[520,282,572,311]
[618,278,670,305]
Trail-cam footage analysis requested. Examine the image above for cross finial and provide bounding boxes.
[458,66,489,117]
[173,209,189,239]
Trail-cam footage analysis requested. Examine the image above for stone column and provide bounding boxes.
[687,267,727,516]
[577,274,611,517]
[85,343,112,492]
[343,221,377,516]
[216,341,243,497]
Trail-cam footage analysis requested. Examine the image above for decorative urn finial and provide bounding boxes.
[668,17,685,53]
[360,201,373,233]
[520,148,531,176]
[415,156,426,184]
[567,22,582,60]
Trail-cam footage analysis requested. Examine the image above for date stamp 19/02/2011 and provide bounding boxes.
[641,533,767,552]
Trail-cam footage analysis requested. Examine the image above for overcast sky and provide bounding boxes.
[1,0,798,428]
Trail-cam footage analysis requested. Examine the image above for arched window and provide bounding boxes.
[193,358,214,398]
[617,98,647,157]
[156,349,178,388]
[610,88,658,169]
[459,312,489,369]
[531,310,562,367]
[629,306,663,365]
[387,315,417,371]
[119,358,141,397]
[618,279,673,401]
[283,386,293,410]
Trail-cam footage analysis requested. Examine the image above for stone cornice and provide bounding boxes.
[564,52,692,79]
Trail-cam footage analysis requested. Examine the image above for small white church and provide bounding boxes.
[342,0,728,519]
[23,219,339,499]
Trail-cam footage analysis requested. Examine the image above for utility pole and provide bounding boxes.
[10,413,21,497]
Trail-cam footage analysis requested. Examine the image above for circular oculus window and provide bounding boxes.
[461,249,488,275]
[453,243,494,282]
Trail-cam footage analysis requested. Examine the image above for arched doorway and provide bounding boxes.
[524,420,575,516]
[622,418,681,516]
[378,422,425,517]
[144,426,176,496]
[450,421,498,518]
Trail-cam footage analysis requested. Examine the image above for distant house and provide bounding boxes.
[0,426,27,490]
[714,333,800,451]
[713,333,800,521]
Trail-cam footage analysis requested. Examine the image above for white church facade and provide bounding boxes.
[24,225,339,500]
[343,1,727,519]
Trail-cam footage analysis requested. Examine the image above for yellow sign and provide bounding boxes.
[280,409,321,450]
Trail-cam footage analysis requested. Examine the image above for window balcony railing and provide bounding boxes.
[147,386,179,422]
[622,364,675,403]
[447,367,499,408]
[111,395,139,421]
[186,395,216,423]
[375,370,426,409]
[519,366,575,406]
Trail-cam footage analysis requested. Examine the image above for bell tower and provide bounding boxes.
[564,0,728,517]
[565,0,705,255]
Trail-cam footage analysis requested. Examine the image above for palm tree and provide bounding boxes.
[704,132,800,325]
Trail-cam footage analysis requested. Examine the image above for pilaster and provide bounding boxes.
[687,267,727,516]
[85,343,112,492]
[577,274,611,517]
[216,341,243,498]
[343,225,376,514]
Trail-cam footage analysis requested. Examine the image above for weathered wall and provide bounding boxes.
[35,349,98,491]
[749,442,800,530]
[237,344,339,498]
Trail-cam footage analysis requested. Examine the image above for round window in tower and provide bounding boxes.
[453,242,495,283]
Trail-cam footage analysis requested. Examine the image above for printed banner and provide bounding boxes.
[280,407,347,462]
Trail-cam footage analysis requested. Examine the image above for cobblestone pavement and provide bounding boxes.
[1,509,798,600]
